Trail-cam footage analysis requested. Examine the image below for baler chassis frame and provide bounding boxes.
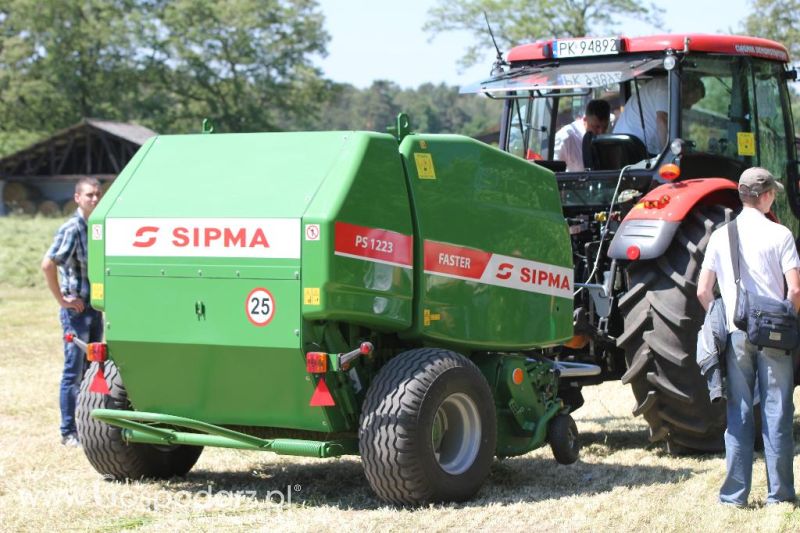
[91,409,358,458]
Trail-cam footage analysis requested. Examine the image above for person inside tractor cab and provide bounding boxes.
[554,99,611,171]
[613,74,705,155]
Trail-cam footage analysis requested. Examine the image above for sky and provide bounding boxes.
[316,0,753,89]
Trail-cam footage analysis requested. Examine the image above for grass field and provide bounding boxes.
[2,216,800,531]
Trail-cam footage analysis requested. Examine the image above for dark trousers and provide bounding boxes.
[58,306,103,436]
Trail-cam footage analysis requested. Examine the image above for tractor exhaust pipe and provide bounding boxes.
[553,361,602,378]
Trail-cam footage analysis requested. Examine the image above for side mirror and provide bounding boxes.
[784,68,798,81]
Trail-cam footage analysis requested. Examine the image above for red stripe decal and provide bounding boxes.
[423,240,492,279]
[334,222,413,268]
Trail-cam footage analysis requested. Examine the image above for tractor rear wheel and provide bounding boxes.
[76,361,203,480]
[617,204,732,452]
[359,348,496,505]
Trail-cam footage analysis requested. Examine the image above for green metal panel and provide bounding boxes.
[103,132,357,218]
[87,138,156,310]
[301,132,414,330]
[104,276,350,431]
[398,134,573,350]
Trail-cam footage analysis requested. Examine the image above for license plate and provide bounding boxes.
[552,37,620,58]
[557,71,624,87]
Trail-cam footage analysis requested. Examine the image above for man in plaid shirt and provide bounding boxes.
[41,177,103,447]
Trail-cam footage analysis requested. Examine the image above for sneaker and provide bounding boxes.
[720,500,746,509]
[61,433,81,447]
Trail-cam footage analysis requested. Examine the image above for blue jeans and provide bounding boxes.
[720,331,795,505]
[59,306,103,437]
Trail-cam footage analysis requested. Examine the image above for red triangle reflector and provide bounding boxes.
[310,378,335,407]
[90,363,110,395]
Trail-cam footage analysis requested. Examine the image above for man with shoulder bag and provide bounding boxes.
[697,167,800,507]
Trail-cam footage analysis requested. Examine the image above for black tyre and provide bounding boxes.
[359,348,496,505]
[548,414,580,464]
[617,204,732,452]
[76,361,203,480]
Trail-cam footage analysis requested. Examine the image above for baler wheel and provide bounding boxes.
[76,361,203,480]
[359,348,496,505]
[548,414,580,464]
[617,204,732,453]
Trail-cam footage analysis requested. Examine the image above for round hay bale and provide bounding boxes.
[17,199,36,215]
[2,181,31,204]
[62,199,78,216]
[38,200,61,217]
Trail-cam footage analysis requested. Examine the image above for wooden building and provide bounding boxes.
[0,119,156,216]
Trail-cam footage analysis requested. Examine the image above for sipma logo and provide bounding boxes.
[133,226,159,247]
[131,225,270,249]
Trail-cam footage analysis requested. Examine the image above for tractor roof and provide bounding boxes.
[508,34,789,63]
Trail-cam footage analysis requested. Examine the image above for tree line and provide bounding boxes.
[0,0,795,159]
[0,0,500,158]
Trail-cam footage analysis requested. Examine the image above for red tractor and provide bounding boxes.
[464,34,799,452]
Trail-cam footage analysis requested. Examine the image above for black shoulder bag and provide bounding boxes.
[728,219,800,352]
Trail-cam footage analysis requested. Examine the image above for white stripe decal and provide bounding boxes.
[424,239,573,299]
[106,218,300,258]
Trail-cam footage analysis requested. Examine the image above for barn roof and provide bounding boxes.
[0,118,157,178]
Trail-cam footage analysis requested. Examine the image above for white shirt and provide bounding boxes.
[554,118,586,171]
[613,78,668,155]
[701,207,800,331]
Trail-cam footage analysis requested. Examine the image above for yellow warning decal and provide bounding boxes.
[304,287,320,305]
[91,283,104,300]
[414,153,436,180]
[423,309,441,326]
[737,132,756,156]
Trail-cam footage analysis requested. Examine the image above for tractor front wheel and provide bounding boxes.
[359,348,496,505]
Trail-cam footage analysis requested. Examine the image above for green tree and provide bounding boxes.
[0,0,143,132]
[742,0,800,132]
[742,0,799,59]
[0,0,330,140]
[312,81,500,138]
[142,0,330,133]
[424,0,664,68]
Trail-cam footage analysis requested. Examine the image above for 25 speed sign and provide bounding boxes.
[245,287,275,326]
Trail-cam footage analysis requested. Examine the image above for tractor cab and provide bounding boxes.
[462,34,799,222]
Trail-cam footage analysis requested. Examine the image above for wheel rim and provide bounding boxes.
[431,392,481,475]
[567,423,577,451]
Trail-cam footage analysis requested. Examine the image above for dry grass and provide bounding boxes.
[2,216,800,531]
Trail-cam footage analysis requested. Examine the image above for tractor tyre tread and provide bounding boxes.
[617,204,732,453]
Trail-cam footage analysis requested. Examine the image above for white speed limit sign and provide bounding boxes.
[245,287,275,326]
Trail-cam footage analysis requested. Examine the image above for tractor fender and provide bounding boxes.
[608,178,738,260]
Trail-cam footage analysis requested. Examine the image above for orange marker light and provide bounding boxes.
[563,334,589,349]
[86,342,107,362]
[627,245,641,260]
[643,194,671,209]
[306,352,328,373]
[512,368,524,385]
[658,163,680,181]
